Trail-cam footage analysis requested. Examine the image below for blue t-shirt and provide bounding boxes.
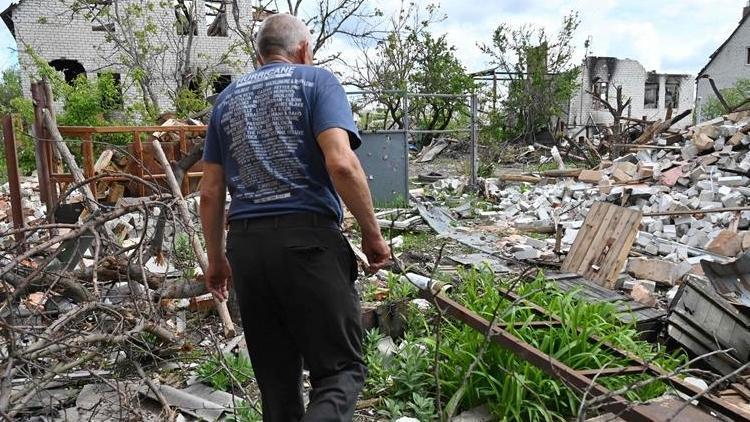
[202,63,361,222]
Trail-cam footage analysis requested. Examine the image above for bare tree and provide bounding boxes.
[277,0,384,65]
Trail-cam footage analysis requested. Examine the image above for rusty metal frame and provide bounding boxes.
[35,124,207,205]
[3,115,25,248]
[419,287,750,421]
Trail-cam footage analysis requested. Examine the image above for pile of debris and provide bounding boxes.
[415,109,750,379]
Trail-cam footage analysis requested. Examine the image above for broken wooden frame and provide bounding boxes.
[403,274,750,421]
[37,124,207,207]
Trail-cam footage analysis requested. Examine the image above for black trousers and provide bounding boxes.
[226,213,366,422]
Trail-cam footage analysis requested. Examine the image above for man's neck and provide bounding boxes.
[263,54,295,65]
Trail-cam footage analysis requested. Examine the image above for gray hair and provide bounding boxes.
[256,13,312,59]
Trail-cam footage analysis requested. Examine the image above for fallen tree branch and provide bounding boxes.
[151,139,235,337]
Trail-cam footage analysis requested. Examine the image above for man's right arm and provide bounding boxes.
[317,127,390,271]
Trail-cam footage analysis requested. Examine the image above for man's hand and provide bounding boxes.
[205,255,232,301]
[362,232,390,274]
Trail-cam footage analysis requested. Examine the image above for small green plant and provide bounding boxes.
[377,398,407,420]
[387,272,418,300]
[197,353,255,392]
[363,329,392,397]
[400,232,432,254]
[174,232,198,278]
[226,405,263,422]
[407,392,436,420]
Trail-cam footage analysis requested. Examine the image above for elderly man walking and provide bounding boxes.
[199,12,390,422]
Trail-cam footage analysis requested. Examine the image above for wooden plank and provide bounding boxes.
[563,202,642,288]
[595,210,642,287]
[179,129,189,195]
[562,203,610,273]
[569,204,619,275]
[59,125,207,135]
[132,131,145,196]
[82,132,96,197]
[579,206,627,277]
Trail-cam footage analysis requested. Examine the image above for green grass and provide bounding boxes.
[400,232,433,254]
[197,353,255,392]
[362,268,686,421]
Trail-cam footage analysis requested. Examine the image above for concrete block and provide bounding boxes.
[637,163,654,179]
[578,169,605,184]
[698,190,715,203]
[623,279,657,292]
[696,180,715,191]
[612,168,632,183]
[627,257,691,285]
[613,161,638,177]
[631,283,657,306]
[728,132,746,146]
[718,186,733,196]
[722,193,744,208]
[706,229,742,257]
[714,136,726,151]
[718,176,748,187]
[513,245,540,260]
[718,124,739,137]
[694,133,715,152]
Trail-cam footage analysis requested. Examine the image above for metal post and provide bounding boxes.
[30,82,55,223]
[470,94,479,186]
[402,92,410,204]
[3,115,26,248]
[402,91,409,134]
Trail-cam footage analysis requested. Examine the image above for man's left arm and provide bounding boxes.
[199,162,231,301]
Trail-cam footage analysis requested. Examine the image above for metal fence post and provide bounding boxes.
[3,115,26,248]
[470,93,478,186]
[30,82,56,222]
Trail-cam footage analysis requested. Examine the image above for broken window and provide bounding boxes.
[49,59,86,84]
[591,80,608,110]
[206,1,228,36]
[644,74,659,109]
[665,78,680,109]
[212,74,232,94]
[174,0,198,36]
[79,0,114,32]
[97,72,123,108]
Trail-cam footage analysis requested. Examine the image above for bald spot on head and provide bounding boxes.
[256,13,312,61]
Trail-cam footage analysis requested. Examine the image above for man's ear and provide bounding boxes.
[298,41,312,64]
[257,54,265,65]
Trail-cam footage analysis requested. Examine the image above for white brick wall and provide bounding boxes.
[568,57,694,131]
[10,0,256,113]
[696,13,750,119]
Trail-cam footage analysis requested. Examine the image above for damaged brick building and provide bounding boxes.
[1,0,259,111]
[568,56,694,130]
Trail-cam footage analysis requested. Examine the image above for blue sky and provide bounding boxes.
[0,0,745,76]
[0,0,16,71]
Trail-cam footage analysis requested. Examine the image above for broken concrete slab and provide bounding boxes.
[706,230,742,257]
[578,169,604,183]
[694,133,715,152]
[631,283,657,307]
[626,257,691,286]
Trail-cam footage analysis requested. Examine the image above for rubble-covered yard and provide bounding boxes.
[5,89,750,421]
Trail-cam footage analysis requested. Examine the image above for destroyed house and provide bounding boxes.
[568,56,693,130]
[697,1,750,120]
[1,0,258,111]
